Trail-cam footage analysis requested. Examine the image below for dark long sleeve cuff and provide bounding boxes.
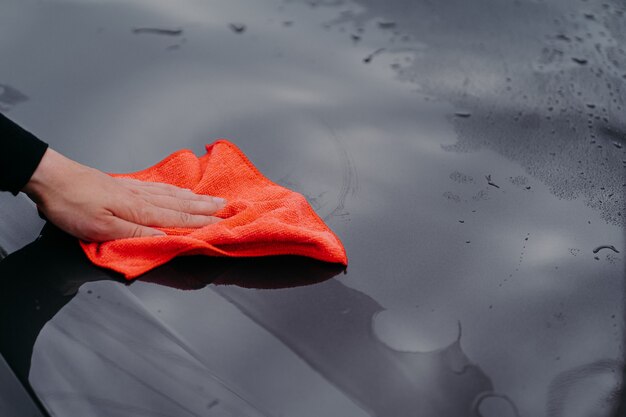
[0,113,48,195]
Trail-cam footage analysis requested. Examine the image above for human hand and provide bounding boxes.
[23,148,225,242]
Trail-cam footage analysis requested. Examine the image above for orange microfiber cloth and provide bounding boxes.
[80,140,347,279]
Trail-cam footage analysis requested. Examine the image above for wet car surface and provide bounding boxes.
[0,0,625,416]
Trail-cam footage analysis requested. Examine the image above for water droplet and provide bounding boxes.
[592,245,620,254]
[132,27,183,36]
[485,174,500,188]
[229,23,246,33]
[378,21,397,29]
[363,48,385,63]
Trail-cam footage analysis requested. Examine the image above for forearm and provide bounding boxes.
[0,113,48,195]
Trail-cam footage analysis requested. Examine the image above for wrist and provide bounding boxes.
[22,148,70,205]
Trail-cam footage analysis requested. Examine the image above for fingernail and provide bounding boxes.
[153,231,167,237]
[213,197,226,206]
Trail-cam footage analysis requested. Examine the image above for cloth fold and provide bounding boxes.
[80,140,348,279]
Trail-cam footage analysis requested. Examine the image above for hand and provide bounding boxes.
[23,148,225,242]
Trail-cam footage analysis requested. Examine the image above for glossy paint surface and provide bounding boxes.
[0,0,624,416]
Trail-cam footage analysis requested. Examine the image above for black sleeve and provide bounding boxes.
[0,113,48,195]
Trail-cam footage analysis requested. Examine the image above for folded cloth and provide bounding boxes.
[80,140,348,279]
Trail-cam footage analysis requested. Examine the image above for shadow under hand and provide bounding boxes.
[0,223,344,390]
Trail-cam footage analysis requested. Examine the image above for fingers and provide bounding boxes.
[141,194,226,215]
[118,178,225,204]
[111,178,225,232]
[115,200,222,229]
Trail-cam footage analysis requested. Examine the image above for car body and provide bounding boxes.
[1,0,625,416]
